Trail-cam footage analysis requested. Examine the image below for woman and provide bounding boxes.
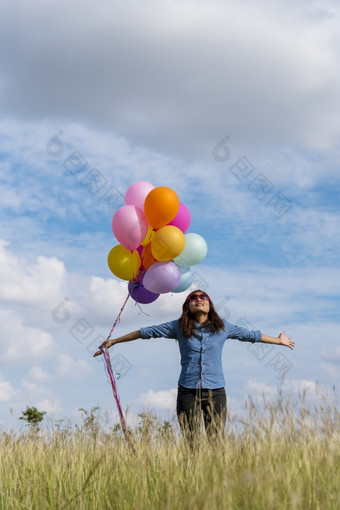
[94,290,294,438]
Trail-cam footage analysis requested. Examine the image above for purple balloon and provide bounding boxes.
[128,279,159,304]
[168,202,191,233]
[143,261,181,294]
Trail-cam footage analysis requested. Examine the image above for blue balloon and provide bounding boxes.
[172,266,193,293]
[174,233,207,266]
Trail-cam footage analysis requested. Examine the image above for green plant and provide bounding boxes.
[19,406,46,430]
[78,406,101,436]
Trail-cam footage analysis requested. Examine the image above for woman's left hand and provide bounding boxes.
[278,330,295,350]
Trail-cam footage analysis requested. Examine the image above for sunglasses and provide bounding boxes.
[188,293,210,302]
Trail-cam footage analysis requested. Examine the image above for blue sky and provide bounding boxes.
[0,0,339,429]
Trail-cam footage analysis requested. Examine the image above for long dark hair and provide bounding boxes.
[178,289,225,338]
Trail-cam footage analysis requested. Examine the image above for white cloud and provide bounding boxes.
[28,365,51,382]
[35,399,63,416]
[244,378,332,405]
[139,388,177,411]
[226,396,245,420]
[0,0,339,426]
[189,264,340,328]
[0,0,339,158]
[0,379,16,402]
[244,379,278,399]
[320,346,340,363]
[0,310,55,365]
[21,379,50,398]
[55,354,93,380]
[89,276,131,319]
[321,362,340,379]
[0,240,66,307]
[320,346,340,380]
[0,119,339,285]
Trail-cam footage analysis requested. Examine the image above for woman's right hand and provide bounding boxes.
[93,338,115,357]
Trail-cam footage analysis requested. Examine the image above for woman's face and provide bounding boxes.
[187,292,210,314]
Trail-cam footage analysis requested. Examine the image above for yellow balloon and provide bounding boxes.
[151,226,185,261]
[141,225,154,246]
[107,245,141,281]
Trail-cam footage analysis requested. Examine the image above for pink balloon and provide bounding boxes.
[143,261,181,294]
[125,181,155,210]
[112,205,148,251]
[168,202,191,233]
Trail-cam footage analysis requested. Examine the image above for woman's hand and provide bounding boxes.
[93,330,141,357]
[93,338,115,357]
[278,330,295,350]
[261,331,295,350]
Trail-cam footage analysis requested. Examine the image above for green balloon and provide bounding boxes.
[174,233,207,266]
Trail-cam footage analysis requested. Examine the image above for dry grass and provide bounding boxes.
[1,395,339,510]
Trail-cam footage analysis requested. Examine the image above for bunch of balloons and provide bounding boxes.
[107,181,207,304]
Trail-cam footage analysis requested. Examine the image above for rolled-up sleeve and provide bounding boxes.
[140,320,179,340]
[226,322,262,343]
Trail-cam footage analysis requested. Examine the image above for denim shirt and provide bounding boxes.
[140,319,262,389]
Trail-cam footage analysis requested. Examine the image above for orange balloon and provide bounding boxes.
[144,187,180,229]
[142,242,157,270]
[151,226,185,261]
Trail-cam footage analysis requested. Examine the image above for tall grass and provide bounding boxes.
[1,395,339,510]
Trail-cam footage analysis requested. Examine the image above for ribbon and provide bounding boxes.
[100,345,132,444]
[106,292,130,340]
[100,292,135,446]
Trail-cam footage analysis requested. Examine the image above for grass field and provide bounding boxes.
[1,395,339,510]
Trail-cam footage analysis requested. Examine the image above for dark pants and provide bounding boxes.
[176,385,227,439]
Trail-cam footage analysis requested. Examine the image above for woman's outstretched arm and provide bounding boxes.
[261,331,295,350]
[93,330,141,357]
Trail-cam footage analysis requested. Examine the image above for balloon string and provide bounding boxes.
[106,292,130,340]
[100,346,132,445]
[108,266,146,337]
[133,269,145,285]
[102,293,135,448]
